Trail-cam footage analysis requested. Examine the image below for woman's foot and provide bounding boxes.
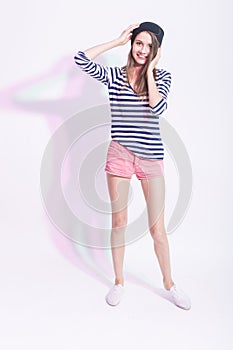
[167,283,191,310]
[105,284,125,306]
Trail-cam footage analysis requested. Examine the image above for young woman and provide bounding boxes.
[74,22,191,310]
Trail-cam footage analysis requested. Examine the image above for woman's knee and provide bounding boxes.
[150,224,166,242]
[112,212,128,228]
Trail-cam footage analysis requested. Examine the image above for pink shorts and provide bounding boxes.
[104,140,164,180]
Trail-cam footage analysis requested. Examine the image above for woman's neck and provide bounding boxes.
[129,65,142,81]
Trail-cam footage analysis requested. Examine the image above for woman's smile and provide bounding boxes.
[136,53,147,61]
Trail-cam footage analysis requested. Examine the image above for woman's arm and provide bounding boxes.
[147,48,163,107]
[147,70,163,107]
[83,23,140,60]
[83,39,120,60]
[147,48,172,115]
[74,24,140,85]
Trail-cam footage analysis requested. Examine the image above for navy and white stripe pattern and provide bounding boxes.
[74,50,171,160]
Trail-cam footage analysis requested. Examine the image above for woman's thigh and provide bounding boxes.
[140,176,165,231]
[106,173,131,217]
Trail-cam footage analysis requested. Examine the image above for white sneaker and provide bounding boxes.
[168,284,191,310]
[105,284,124,306]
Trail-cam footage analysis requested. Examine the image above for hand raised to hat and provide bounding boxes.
[81,23,140,60]
[117,23,140,46]
[147,47,161,72]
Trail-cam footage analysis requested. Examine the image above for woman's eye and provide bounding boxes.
[136,42,142,46]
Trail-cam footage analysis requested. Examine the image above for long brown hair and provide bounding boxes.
[123,31,159,97]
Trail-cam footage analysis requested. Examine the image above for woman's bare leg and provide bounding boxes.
[106,173,131,286]
[140,176,174,290]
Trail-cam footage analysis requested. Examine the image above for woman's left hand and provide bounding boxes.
[147,48,161,72]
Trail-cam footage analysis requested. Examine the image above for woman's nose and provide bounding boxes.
[141,45,146,53]
[140,45,150,55]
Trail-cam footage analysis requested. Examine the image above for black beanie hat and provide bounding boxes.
[131,22,164,47]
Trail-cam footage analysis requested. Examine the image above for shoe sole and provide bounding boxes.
[105,297,121,306]
[174,302,191,310]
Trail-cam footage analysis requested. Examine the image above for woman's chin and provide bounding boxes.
[133,59,146,67]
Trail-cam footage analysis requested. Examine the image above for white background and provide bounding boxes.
[0,1,233,349]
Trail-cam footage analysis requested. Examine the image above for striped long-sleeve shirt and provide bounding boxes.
[74,50,172,160]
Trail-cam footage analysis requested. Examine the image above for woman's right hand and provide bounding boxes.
[82,23,140,61]
[117,23,140,46]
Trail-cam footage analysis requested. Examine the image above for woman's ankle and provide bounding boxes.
[163,278,174,290]
[115,277,124,286]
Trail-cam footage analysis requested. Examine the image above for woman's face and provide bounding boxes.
[131,31,153,66]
